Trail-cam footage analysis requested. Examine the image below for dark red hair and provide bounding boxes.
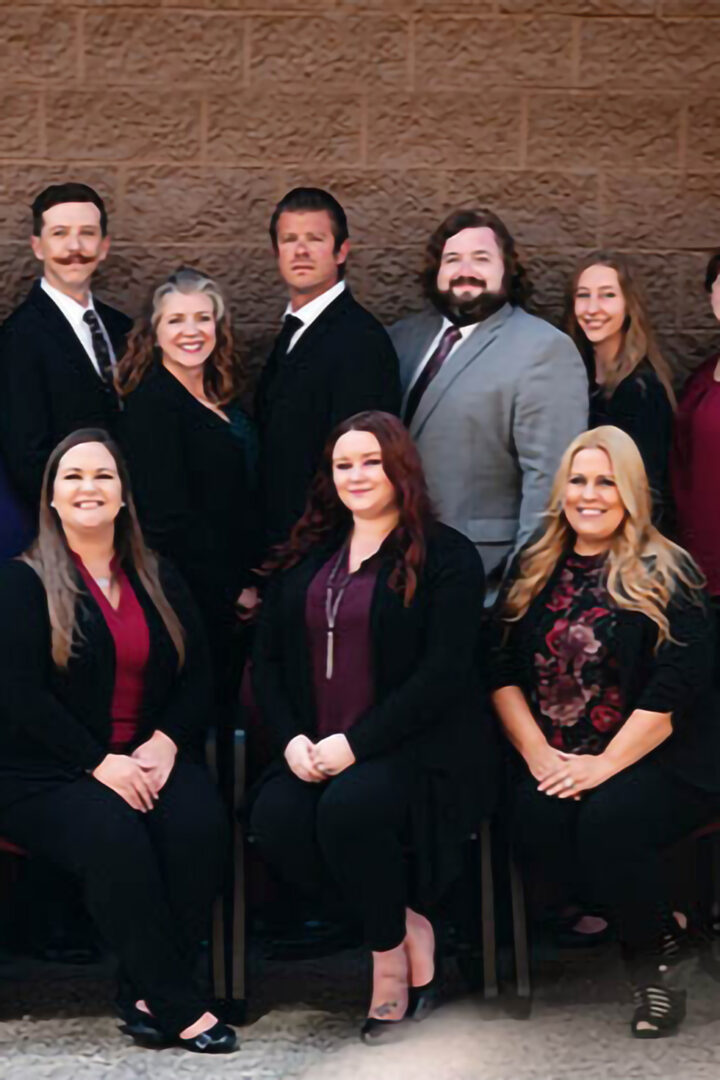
[265,411,435,605]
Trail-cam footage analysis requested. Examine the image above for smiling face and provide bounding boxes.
[332,430,397,520]
[275,209,349,306]
[563,447,626,554]
[574,264,627,351]
[155,290,217,375]
[30,202,109,301]
[436,226,505,303]
[52,442,124,538]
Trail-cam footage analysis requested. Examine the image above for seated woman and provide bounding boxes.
[491,425,718,1040]
[250,411,496,1042]
[0,429,236,1053]
[117,267,260,706]
[565,253,674,522]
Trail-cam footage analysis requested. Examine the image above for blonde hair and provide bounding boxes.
[565,252,676,407]
[116,267,238,404]
[502,426,702,645]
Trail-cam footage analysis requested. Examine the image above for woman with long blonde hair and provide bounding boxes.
[565,252,674,520]
[0,429,236,1052]
[491,426,717,1040]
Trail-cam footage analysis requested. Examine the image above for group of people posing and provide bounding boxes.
[0,182,718,1050]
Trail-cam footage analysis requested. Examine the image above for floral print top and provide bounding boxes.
[529,551,625,755]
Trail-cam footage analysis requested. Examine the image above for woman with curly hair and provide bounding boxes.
[249,411,497,1042]
[565,253,675,521]
[117,268,260,703]
[491,426,718,1040]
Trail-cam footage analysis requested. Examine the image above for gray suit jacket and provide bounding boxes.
[390,304,588,601]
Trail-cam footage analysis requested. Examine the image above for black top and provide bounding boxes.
[252,522,500,901]
[255,288,401,548]
[0,557,212,813]
[0,280,132,507]
[119,363,261,624]
[589,360,673,519]
[490,549,719,793]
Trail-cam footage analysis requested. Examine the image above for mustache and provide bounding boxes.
[53,254,96,266]
[450,276,486,290]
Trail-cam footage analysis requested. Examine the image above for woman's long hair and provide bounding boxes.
[115,267,238,404]
[23,429,186,668]
[502,426,702,646]
[264,411,435,606]
[564,251,675,406]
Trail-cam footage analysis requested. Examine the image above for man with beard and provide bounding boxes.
[390,208,587,601]
[0,183,132,514]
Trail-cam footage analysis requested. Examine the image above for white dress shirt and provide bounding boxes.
[283,279,346,352]
[41,278,115,377]
[402,318,478,412]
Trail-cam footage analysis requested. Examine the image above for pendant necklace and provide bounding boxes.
[324,541,353,680]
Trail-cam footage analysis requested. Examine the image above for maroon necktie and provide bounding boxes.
[403,325,462,426]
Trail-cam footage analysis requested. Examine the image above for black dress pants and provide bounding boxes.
[250,757,415,952]
[511,759,717,963]
[0,761,227,1035]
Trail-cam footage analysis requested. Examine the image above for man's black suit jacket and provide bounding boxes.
[255,287,401,547]
[0,280,133,507]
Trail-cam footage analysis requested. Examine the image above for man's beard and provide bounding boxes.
[430,276,507,326]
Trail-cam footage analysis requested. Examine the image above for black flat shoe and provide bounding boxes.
[407,978,437,1021]
[360,1016,406,1044]
[177,1021,237,1054]
[118,1005,167,1046]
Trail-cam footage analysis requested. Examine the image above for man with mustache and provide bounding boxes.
[0,183,132,515]
[256,187,401,548]
[390,208,588,601]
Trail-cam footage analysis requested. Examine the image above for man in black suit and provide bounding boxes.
[256,187,401,548]
[0,183,133,509]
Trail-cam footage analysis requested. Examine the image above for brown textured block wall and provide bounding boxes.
[0,0,718,388]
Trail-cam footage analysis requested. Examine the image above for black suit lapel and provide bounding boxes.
[28,281,107,389]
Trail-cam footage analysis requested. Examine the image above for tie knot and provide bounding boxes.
[284,314,303,333]
[83,309,100,329]
[444,325,463,344]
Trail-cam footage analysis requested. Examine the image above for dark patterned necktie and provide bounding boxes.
[83,309,114,386]
[403,325,463,426]
[275,313,304,359]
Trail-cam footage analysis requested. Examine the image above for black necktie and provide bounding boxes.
[83,309,114,386]
[403,325,462,426]
[274,313,304,360]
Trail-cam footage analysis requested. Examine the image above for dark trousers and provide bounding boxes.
[0,761,227,1034]
[511,759,716,962]
[250,757,414,952]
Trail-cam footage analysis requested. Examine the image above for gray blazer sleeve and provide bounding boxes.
[512,334,588,552]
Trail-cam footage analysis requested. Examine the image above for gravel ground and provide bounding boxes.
[2,943,720,1079]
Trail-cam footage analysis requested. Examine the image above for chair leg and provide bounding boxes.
[479,819,498,999]
[508,849,531,999]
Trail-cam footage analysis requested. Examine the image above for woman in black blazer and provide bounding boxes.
[565,253,674,522]
[117,267,260,705]
[0,428,236,1053]
[491,425,718,1040]
[250,411,497,1041]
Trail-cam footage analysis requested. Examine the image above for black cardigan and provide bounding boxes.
[0,558,213,813]
[119,363,261,618]
[490,555,719,793]
[590,361,673,520]
[252,522,500,901]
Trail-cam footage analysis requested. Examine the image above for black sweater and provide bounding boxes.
[490,554,719,793]
[252,523,500,900]
[0,558,213,812]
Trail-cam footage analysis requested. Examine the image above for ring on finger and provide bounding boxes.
[564,776,574,790]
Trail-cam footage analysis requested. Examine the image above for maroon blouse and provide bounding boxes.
[671,354,720,595]
[305,547,378,738]
[73,555,151,751]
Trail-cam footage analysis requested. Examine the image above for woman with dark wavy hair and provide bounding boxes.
[250,411,495,1042]
[0,429,235,1052]
[117,268,260,704]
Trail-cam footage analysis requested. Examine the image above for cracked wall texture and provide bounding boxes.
[0,0,718,387]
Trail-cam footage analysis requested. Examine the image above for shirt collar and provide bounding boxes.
[41,277,96,331]
[440,316,477,342]
[283,279,346,328]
